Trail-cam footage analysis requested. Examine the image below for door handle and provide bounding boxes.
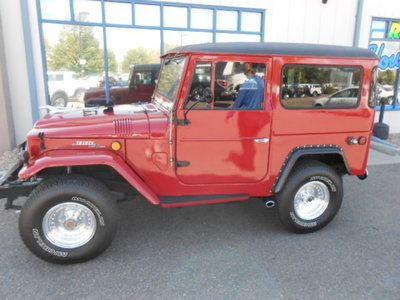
[254,138,269,143]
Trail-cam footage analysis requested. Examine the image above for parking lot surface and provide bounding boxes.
[0,163,399,299]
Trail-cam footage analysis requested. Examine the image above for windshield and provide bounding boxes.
[155,56,186,104]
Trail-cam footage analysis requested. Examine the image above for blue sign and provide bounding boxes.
[369,43,400,70]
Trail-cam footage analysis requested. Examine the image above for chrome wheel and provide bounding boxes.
[42,202,97,249]
[294,181,330,220]
[53,97,66,107]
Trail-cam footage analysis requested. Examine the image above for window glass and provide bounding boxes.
[281,65,363,109]
[105,1,132,25]
[214,62,266,110]
[74,0,102,23]
[216,33,260,43]
[164,31,213,52]
[134,4,160,26]
[369,41,399,105]
[216,10,238,31]
[40,0,71,20]
[388,22,400,39]
[156,56,186,102]
[133,70,158,85]
[164,6,188,28]
[190,9,213,30]
[241,12,261,32]
[186,62,212,109]
[43,24,104,107]
[369,68,378,108]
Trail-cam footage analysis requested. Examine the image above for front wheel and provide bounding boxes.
[19,175,118,263]
[276,160,343,233]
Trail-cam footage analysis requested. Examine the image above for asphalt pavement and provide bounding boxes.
[0,163,399,299]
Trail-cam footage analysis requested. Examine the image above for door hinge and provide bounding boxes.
[176,119,191,126]
[176,160,190,167]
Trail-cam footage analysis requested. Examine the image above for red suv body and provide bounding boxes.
[84,64,160,107]
[1,43,378,263]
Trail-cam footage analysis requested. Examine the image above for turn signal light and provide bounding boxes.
[111,141,121,151]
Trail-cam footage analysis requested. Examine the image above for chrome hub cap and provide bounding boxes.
[42,202,97,249]
[294,181,330,220]
[53,98,65,107]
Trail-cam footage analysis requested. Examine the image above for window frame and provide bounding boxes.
[279,63,364,110]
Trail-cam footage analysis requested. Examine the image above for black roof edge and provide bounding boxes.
[164,42,377,59]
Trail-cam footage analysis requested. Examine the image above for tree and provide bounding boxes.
[48,26,104,75]
[121,47,160,73]
[378,69,396,85]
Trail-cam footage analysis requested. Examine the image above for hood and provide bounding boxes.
[33,103,169,139]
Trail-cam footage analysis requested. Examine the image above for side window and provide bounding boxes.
[134,71,153,85]
[185,61,212,109]
[214,62,266,110]
[281,65,363,109]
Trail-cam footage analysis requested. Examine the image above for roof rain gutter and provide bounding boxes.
[353,0,364,47]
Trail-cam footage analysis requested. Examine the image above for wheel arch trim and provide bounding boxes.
[18,149,160,205]
[272,145,350,194]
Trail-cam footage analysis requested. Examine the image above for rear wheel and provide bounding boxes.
[276,160,343,233]
[51,92,68,107]
[19,175,118,263]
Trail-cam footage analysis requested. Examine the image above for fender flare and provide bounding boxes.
[272,145,350,194]
[18,150,160,205]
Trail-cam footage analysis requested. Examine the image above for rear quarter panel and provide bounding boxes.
[269,56,377,185]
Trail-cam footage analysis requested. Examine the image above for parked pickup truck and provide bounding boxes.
[0,42,378,264]
[84,64,160,107]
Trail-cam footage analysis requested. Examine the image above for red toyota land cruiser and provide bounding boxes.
[84,64,160,107]
[0,43,378,263]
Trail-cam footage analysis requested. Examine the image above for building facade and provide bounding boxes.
[0,0,399,152]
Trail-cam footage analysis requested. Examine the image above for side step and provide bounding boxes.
[160,194,249,207]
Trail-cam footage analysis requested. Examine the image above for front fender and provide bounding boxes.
[19,149,160,205]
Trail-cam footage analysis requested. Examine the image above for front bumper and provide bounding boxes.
[0,143,40,209]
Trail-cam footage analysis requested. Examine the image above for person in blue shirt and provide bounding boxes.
[232,63,264,109]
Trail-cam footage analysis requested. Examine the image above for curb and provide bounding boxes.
[371,136,400,156]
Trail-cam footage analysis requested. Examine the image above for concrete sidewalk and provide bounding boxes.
[368,148,400,166]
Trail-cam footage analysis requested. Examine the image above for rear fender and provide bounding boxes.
[19,150,160,205]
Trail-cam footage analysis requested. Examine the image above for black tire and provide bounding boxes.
[312,91,318,97]
[19,175,118,264]
[276,160,343,233]
[51,91,68,107]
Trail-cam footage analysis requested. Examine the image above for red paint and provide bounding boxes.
[20,48,378,207]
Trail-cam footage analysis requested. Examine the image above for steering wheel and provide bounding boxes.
[189,85,212,102]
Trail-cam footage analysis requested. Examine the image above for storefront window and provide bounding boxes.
[43,24,104,107]
[40,0,71,21]
[369,19,400,108]
[73,0,102,23]
[164,31,213,51]
[164,6,188,28]
[190,8,213,30]
[134,4,160,27]
[105,1,132,25]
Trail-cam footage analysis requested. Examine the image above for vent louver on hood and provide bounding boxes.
[113,119,137,135]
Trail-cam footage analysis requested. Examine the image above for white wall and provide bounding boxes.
[0,0,34,144]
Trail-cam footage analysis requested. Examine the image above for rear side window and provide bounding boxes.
[369,67,378,108]
[281,65,363,109]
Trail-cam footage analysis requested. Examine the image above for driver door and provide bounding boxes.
[175,57,272,185]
